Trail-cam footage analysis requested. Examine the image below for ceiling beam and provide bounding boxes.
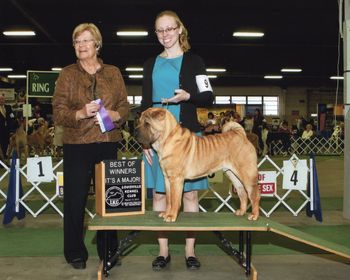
[9,0,58,43]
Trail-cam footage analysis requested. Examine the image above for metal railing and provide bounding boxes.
[269,136,344,156]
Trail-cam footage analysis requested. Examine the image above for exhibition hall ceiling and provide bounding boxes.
[0,0,342,87]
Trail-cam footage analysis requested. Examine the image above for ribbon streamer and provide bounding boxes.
[93,99,115,133]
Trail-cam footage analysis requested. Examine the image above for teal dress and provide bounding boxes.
[143,55,208,193]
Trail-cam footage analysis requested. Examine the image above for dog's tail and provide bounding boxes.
[222,121,246,135]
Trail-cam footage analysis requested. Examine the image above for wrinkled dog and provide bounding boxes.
[136,108,260,222]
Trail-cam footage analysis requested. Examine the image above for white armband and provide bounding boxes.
[195,75,213,93]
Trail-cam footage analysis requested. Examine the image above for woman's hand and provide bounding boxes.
[76,103,100,120]
[161,89,190,104]
[106,110,121,122]
[143,149,154,165]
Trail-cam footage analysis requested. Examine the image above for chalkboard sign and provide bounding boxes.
[95,159,145,217]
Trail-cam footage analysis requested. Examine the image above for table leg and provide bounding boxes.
[239,231,244,264]
[103,230,110,277]
[245,231,251,276]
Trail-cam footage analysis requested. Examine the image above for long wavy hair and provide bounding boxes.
[155,10,191,52]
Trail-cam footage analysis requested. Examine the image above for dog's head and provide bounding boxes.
[135,108,178,149]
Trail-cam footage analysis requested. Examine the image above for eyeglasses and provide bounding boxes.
[73,39,95,46]
[155,26,178,35]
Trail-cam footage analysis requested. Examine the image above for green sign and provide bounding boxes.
[27,70,60,98]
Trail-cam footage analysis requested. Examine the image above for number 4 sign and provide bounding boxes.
[282,159,308,190]
[27,156,54,183]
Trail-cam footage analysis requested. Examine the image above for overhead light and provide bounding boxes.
[3,31,36,36]
[330,76,344,80]
[129,74,143,79]
[233,32,264,38]
[8,74,27,79]
[208,75,217,79]
[116,31,148,36]
[206,68,226,72]
[51,67,62,71]
[0,68,13,72]
[264,75,283,79]
[281,68,302,72]
[125,67,143,71]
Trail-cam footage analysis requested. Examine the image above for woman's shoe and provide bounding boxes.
[185,256,201,270]
[69,258,86,269]
[152,255,171,271]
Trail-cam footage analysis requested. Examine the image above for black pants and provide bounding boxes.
[0,130,9,158]
[63,142,118,263]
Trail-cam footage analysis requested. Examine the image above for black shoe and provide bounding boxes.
[185,256,201,270]
[152,255,171,271]
[69,258,86,270]
[107,249,121,269]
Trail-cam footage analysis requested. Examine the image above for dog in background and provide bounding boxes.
[246,132,260,156]
[27,118,51,155]
[331,125,342,140]
[135,108,260,222]
[7,120,28,161]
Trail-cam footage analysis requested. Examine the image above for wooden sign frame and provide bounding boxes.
[95,159,145,217]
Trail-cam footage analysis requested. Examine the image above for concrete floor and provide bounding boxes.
[1,254,349,280]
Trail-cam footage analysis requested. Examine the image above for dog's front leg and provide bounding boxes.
[163,177,184,222]
[158,176,172,219]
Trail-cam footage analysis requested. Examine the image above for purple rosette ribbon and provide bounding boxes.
[93,99,116,133]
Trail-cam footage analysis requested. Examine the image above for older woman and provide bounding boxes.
[53,23,129,269]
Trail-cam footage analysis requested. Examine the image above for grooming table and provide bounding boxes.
[88,211,350,280]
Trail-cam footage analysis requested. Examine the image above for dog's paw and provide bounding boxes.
[248,214,259,221]
[163,214,178,222]
[158,212,166,218]
[235,209,246,216]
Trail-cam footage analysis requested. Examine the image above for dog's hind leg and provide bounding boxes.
[246,183,260,221]
[225,170,248,216]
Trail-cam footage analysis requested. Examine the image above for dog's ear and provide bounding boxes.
[150,108,166,121]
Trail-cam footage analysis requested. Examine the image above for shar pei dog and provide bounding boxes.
[135,108,260,222]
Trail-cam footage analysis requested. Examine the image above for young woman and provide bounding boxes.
[141,10,214,270]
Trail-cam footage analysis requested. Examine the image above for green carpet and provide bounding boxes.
[0,196,344,215]
[1,225,349,257]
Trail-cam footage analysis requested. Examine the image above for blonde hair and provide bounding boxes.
[155,10,191,52]
[72,23,102,50]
